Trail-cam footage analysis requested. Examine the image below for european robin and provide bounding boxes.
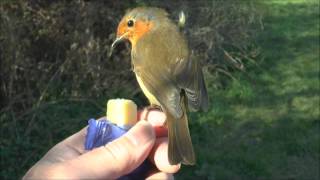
[111,7,208,165]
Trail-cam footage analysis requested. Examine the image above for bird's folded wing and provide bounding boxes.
[136,69,183,119]
[173,58,209,112]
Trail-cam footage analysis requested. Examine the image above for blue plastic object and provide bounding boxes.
[84,118,151,179]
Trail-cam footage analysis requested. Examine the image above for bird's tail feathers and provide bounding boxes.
[167,95,195,165]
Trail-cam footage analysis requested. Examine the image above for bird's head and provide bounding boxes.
[110,7,169,54]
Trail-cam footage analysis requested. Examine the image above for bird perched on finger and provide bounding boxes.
[110,7,208,165]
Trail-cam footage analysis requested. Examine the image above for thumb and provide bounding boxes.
[65,120,155,179]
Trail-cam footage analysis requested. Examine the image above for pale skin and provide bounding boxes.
[23,109,180,179]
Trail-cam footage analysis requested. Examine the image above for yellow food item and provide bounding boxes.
[106,99,137,127]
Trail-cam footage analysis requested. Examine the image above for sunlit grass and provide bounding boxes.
[265,0,319,5]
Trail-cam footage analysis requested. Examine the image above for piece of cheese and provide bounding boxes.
[106,99,137,127]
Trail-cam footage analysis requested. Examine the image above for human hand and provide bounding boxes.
[23,109,180,179]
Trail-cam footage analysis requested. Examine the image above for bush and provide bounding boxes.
[0,0,262,113]
[0,1,262,179]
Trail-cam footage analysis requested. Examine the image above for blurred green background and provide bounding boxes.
[0,0,319,179]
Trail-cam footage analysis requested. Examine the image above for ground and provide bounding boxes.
[0,0,319,179]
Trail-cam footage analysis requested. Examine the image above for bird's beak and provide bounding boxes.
[109,32,129,57]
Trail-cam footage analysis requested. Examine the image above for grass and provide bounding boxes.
[177,0,320,179]
[1,0,319,179]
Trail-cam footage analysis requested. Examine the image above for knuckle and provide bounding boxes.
[103,136,136,174]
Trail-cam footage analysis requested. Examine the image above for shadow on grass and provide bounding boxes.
[0,101,102,179]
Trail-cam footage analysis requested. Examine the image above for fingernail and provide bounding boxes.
[126,120,155,146]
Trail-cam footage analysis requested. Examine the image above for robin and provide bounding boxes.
[111,7,208,165]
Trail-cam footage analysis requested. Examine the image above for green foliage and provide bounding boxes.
[1,0,319,180]
[0,0,262,114]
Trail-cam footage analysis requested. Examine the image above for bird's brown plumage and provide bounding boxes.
[113,7,208,165]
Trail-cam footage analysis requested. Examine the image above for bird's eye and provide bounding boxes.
[127,20,134,27]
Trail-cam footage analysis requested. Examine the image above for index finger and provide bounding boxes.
[138,109,168,137]
[138,109,180,173]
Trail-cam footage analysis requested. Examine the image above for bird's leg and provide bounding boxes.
[147,104,162,111]
[144,104,162,119]
[140,104,163,123]
[144,104,167,127]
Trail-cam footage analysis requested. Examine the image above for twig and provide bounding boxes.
[223,50,245,71]
[25,52,67,136]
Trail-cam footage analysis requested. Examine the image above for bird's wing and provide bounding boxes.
[173,58,209,112]
[136,68,183,119]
